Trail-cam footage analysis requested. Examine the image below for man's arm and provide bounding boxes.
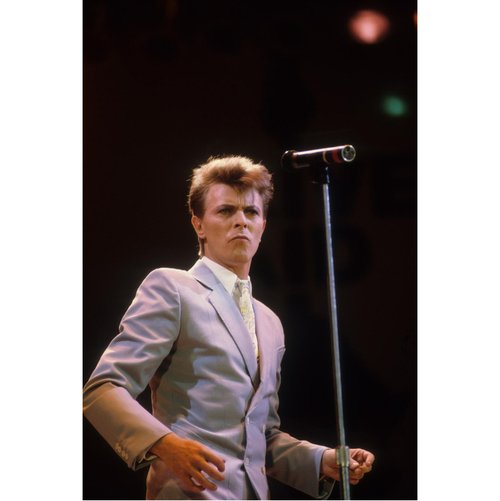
[263,319,375,497]
[83,382,171,469]
[83,269,181,469]
[84,268,228,489]
[264,343,334,499]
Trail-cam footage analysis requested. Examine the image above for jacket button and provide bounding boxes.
[261,467,266,475]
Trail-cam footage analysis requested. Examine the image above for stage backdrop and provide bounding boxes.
[84,2,417,499]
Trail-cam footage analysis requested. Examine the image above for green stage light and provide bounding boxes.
[382,96,408,117]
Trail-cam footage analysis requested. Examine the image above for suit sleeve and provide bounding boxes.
[264,325,335,499]
[83,269,180,470]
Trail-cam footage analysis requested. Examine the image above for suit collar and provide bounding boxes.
[188,259,218,290]
[200,257,239,296]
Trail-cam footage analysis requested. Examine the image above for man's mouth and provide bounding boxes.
[230,234,250,242]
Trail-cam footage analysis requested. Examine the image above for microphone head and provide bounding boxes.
[281,145,356,170]
[340,145,356,162]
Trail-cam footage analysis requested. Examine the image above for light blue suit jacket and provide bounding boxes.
[83,261,333,499]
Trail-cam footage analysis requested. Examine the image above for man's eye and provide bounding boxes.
[218,208,231,214]
[245,208,259,216]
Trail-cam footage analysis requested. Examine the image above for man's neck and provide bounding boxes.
[201,256,252,297]
[202,255,250,279]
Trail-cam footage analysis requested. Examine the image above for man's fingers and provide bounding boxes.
[191,448,225,481]
[201,449,226,473]
[350,469,365,480]
[190,470,217,492]
[351,448,375,468]
[179,476,205,494]
[349,459,360,470]
[353,460,373,474]
[321,448,375,486]
[200,460,225,482]
[189,454,225,491]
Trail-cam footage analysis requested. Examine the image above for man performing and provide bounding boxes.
[83,155,375,499]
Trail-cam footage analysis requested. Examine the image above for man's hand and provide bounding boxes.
[321,448,375,485]
[150,433,225,493]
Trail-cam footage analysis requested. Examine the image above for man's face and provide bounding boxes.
[191,183,267,278]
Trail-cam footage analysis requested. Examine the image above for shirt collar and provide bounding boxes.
[200,256,251,296]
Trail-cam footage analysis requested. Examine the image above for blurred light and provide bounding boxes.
[348,10,390,44]
[382,96,408,117]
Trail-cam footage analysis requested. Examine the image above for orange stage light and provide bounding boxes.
[348,10,390,44]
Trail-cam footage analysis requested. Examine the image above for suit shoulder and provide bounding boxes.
[254,298,282,325]
[142,267,193,282]
[146,267,190,278]
[137,267,197,293]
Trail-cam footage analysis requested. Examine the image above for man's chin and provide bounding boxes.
[225,249,258,270]
[232,245,258,260]
[228,241,256,255]
[229,252,251,264]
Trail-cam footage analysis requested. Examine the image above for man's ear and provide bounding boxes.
[191,215,205,238]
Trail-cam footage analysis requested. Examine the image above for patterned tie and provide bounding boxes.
[234,279,259,358]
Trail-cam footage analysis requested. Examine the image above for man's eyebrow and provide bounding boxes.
[214,202,260,211]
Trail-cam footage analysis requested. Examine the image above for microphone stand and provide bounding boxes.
[313,164,350,500]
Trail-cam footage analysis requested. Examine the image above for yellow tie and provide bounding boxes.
[235,279,259,358]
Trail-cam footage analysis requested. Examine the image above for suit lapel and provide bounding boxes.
[189,261,259,386]
[208,291,259,385]
[252,300,271,393]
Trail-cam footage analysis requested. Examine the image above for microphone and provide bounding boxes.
[281,145,356,170]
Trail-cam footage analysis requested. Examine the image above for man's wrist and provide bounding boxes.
[149,432,173,456]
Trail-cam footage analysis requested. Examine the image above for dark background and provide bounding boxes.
[83,1,417,499]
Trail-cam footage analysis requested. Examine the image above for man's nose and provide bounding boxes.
[233,210,248,227]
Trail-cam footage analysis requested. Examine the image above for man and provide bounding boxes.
[83,155,374,499]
